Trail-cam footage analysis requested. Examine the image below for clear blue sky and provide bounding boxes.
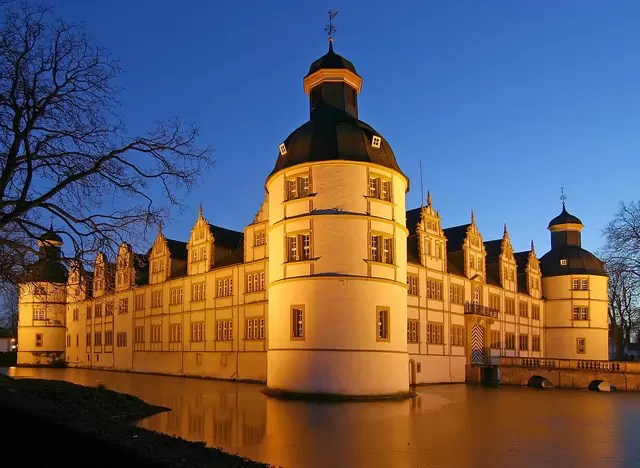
[51,0,640,255]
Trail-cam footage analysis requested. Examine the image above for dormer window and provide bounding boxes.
[372,135,381,148]
[279,143,287,156]
[560,259,567,266]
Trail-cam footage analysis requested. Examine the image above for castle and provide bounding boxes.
[17,41,609,397]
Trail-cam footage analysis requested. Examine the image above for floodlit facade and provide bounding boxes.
[17,42,609,397]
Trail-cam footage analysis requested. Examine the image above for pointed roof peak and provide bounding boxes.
[198,203,204,219]
[530,240,535,253]
[503,223,509,238]
[427,190,432,207]
[471,210,476,225]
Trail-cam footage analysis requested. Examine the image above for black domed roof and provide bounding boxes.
[269,101,407,184]
[40,226,63,244]
[306,42,358,77]
[548,205,583,229]
[540,246,607,277]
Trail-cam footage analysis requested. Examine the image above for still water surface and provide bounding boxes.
[5,367,640,467]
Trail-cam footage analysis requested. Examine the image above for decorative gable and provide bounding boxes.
[463,211,486,281]
[149,225,170,285]
[526,241,542,297]
[93,253,113,297]
[499,225,517,291]
[188,205,214,276]
[415,192,447,271]
[115,243,135,291]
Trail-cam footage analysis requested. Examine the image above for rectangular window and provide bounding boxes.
[532,335,541,351]
[191,283,205,301]
[87,305,92,319]
[532,304,540,320]
[67,334,71,347]
[134,326,144,343]
[191,322,205,342]
[449,284,464,305]
[435,242,442,259]
[119,298,129,314]
[116,332,128,347]
[286,234,312,262]
[505,333,516,350]
[573,278,589,290]
[407,274,419,296]
[368,177,392,201]
[505,298,515,315]
[573,279,580,290]
[377,308,390,341]
[490,330,501,349]
[285,174,311,200]
[576,338,586,354]
[292,307,304,339]
[255,231,266,246]
[245,318,266,340]
[151,325,162,343]
[73,308,79,321]
[105,330,113,346]
[169,324,182,342]
[519,301,528,318]
[426,279,443,300]
[216,320,233,341]
[572,306,589,320]
[95,304,103,318]
[407,320,419,343]
[246,272,266,293]
[35,333,43,347]
[86,332,91,346]
[519,334,528,351]
[134,294,145,311]
[105,302,113,316]
[151,291,163,308]
[216,278,233,297]
[94,331,102,346]
[427,322,444,344]
[489,294,500,311]
[581,279,588,290]
[76,334,79,347]
[370,234,394,264]
[33,309,46,320]
[171,287,184,305]
[450,325,465,346]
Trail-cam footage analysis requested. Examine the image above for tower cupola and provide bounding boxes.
[547,203,584,249]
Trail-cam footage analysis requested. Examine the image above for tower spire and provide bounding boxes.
[560,186,567,209]
[503,223,509,238]
[471,210,476,225]
[198,203,203,219]
[427,190,432,208]
[530,239,535,253]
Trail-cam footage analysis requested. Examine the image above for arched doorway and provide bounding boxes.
[409,359,417,386]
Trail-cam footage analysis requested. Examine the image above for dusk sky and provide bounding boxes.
[52,0,640,255]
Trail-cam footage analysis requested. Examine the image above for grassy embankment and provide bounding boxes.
[0,374,273,468]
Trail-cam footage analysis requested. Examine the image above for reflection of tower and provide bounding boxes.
[541,203,609,360]
[265,38,410,397]
[17,226,68,365]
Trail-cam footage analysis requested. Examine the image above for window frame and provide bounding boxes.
[291,305,305,340]
[576,337,587,354]
[407,319,419,343]
[376,307,390,342]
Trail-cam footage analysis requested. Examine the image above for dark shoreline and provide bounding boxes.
[0,374,272,468]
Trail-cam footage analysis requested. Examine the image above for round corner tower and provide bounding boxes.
[17,227,68,366]
[265,41,410,397]
[540,204,609,360]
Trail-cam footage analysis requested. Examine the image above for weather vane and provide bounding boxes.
[560,187,567,207]
[325,10,339,41]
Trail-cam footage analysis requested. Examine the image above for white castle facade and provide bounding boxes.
[17,43,610,398]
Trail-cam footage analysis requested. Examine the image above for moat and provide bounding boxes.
[5,367,640,467]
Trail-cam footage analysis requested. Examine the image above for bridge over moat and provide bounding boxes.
[497,357,640,391]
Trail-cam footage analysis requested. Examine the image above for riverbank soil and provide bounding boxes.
[0,374,272,468]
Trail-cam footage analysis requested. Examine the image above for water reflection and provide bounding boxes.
[6,367,640,468]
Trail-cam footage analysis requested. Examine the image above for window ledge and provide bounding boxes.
[364,259,397,269]
[283,257,319,266]
[364,195,394,205]
[283,193,317,205]
[253,244,267,249]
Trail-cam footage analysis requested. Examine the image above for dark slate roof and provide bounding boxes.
[213,247,245,269]
[447,251,465,277]
[306,42,358,77]
[540,246,607,277]
[133,253,149,286]
[209,224,243,250]
[407,235,420,264]
[24,259,68,283]
[484,239,502,265]
[514,251,530,275]
[269,101,407,182]
[443,224,470,252]
[406,208,421,236]
[39,227,63,244]
[166,239,188,260]
[548,205,583,229]
[485,263,500,286]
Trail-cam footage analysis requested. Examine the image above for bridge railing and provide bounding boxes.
[500,357,640,374]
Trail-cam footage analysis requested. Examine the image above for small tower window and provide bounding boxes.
[560,259,567,266]
[279,143,287,156]
[372,135,382,148]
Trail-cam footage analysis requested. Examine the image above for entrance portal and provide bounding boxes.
[471,324,485,364]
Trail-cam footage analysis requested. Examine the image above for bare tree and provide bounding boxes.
[0,283,18,333]
[0,2,213,282]
[601,200,640,359]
